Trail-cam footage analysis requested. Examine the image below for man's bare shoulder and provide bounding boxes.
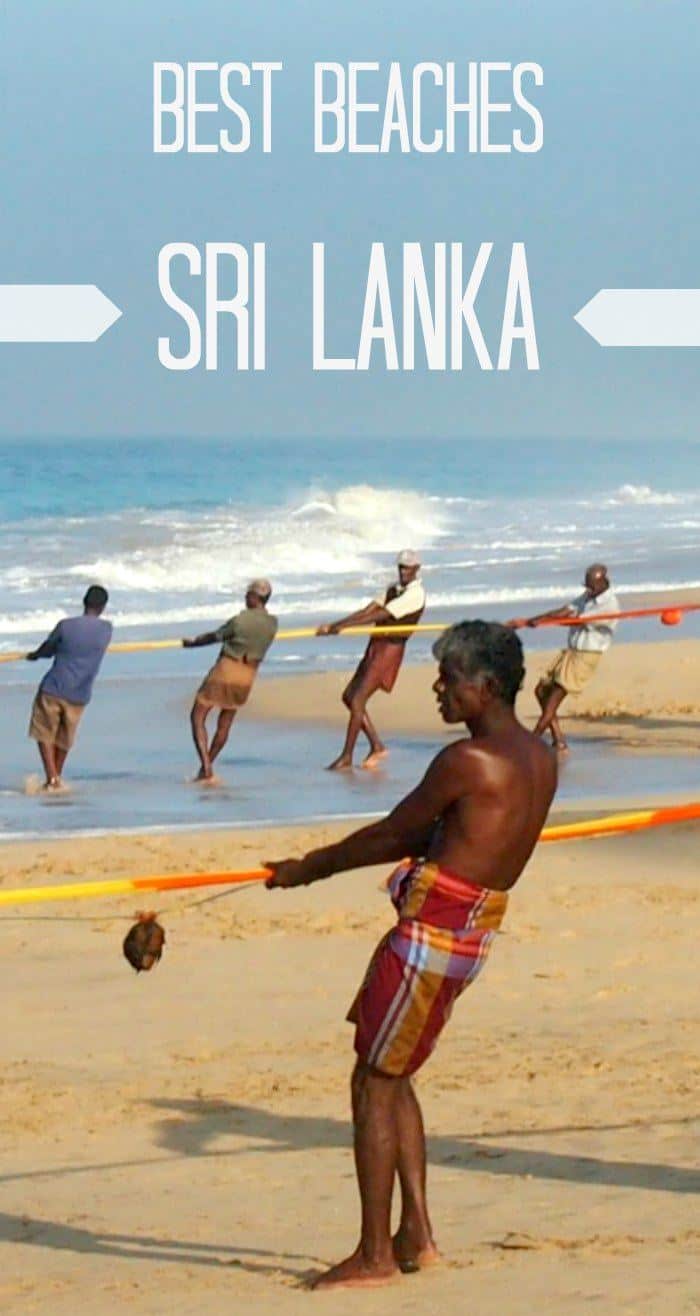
[436,724,554,777]
[526,725,557,763]
[430,736,472,764]
[428,737,491,782]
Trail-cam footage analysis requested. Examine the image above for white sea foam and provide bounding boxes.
[51,483,452,595]
[1,475,699,649]
[479,539,589,551]
[599,484,693,507]
[0,609,66,637]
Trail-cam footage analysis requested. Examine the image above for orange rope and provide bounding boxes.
[539,800,700,842]
[536,604,699,626]
[1,600,698,664]
[0,802,698,907]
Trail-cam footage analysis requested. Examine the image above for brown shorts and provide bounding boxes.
[349,638,405,696]
[28,692,85,751]
[194,655,256,710]
[540,648,602,696]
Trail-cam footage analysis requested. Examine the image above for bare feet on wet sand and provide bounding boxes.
[361,748,389,770]
[191,771,222,787]
[325,755,353,772]
[41,777,69,794]
[311,1247,399,1290]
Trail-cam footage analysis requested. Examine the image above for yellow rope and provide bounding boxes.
[1,602,696,664]
[0,802,698,908]
[0,622,448,663]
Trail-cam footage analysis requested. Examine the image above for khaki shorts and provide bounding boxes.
[29,692,85,751]
[539,649,602,696]
[194,655,256,711]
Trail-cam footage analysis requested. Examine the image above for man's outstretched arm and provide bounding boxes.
[316,601,392,636]
[507,602,576,629]
[182,631,219,648]
[26,624,61,661]
[265,744,469,888]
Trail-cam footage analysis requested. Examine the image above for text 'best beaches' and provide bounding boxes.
[153,61,544,374]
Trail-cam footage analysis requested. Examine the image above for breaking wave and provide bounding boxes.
[1,473,699,648]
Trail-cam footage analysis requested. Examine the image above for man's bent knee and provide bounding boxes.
[351,1060,400,1125]
[349,693,370,719]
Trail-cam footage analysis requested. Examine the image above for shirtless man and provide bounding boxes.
[317,550,426,771]
[266,620,557,1289]
[182,579,277,782]
[509,563,619,752]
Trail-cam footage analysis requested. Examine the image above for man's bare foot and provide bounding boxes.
[311,1247,398,1289]
[326,755,353,772]
[392,1230,441,1274]
[42,777,68,794]
[552,740,569,755]
[361,748,388,771]
[191,771,222,787]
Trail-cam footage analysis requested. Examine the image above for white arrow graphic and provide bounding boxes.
[0,285,122,342]
[575,289,700,347]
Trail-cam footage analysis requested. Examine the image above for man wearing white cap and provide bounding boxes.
[317,551,426,770]
[182,579,277,782]
[508,562,619,753]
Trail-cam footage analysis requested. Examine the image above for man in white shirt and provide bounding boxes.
[317,550,426,770]
[508,563,619,752]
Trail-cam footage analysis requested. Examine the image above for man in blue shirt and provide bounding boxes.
[26,585,112,790]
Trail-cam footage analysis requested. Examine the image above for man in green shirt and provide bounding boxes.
[182,579,277,782]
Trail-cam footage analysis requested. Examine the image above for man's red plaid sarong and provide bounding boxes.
[348,858,508,1076]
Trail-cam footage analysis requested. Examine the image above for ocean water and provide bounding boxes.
[1,438,699,665]
[1,438,697,835]
[1,673,698,840]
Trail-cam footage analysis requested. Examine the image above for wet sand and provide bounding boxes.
[254,636,700,754]
[1,815,698,1314]
[3,635,697,840]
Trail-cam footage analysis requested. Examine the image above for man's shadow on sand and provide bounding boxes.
[2,1100,698,1198]
[1,1101,697,1277]
[0,1212,321,1281]
[146,1098,700,1196]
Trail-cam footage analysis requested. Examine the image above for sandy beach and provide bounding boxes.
[254,635,700,755]
[1,817,698,1315]
[1,622,699,1314]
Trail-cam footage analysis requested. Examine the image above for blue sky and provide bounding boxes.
[2,0,699,440]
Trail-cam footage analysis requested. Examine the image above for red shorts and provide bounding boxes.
[352,638,405,695]
[348,935,470,1077]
